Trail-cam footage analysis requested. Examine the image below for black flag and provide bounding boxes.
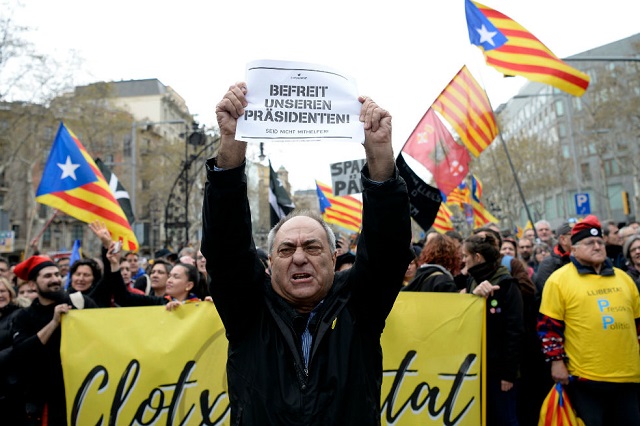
[95,158,136,225]
[396,153,442,231]
[269,161,295,227]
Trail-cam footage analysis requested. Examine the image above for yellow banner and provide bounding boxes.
[62,294,484,425]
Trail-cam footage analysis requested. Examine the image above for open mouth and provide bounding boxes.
[291,273,312,282]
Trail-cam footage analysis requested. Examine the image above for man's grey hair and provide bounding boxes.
[267,209,337,256]
[535,220,551,229]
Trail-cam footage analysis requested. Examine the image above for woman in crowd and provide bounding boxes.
[462,232,524,426]
[623,234,640,290]
[68,258,112,307]
[403,234,460,293]
[16,280,38,305]
[105,242,207,309]
[148,259,172,297]
[532,243,551,273]
[0,277,24,424]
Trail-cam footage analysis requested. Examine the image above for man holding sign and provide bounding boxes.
[202,80,412,425]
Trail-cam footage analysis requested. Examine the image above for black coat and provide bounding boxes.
[11,295,96,425]
[467,265,524,382]
[402,264,458,293]
[201,160,412,425]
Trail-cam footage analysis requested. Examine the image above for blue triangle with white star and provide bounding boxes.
[36,123,98,196]
[465,0,507,51]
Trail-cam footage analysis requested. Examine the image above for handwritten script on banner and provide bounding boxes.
[61,294,485,425]
[235,59,364,144]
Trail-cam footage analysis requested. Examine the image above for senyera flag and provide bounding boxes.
[432,66,498,157]
[465,0,590,97]
[36,122,139,251]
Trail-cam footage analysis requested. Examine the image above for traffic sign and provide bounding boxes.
[575,193,591,215]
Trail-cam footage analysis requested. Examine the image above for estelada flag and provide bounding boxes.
[315,181,362,233]
[466,0,590,97]
[36,122,139,252]
[402,108,470,196]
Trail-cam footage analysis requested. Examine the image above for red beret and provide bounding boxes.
[571,215,602,245]
[14,255,57,281]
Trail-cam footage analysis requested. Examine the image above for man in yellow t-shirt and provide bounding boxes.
[538,215,640,425]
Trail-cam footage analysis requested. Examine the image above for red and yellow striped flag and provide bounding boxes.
[446,184,471,208]
[36,123,139,251]
[471,199,499,228]
[466,0,590,97]
[432,66,498,157]
[433,203,454,234]
[315,181,362,233]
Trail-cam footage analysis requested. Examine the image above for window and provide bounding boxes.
[71,224,83,240]
[11,224,19,238]
[558,123,567,138]
[123,134,132,157]
[555,100,565,116]
[604,159,620,177]
[43,228,51,245]
[581,163,592,181]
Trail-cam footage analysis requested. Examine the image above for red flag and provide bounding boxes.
[466,0,590,97]
[432,66,498,157]
[402,109,470,196]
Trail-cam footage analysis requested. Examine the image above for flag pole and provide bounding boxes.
[494,128,539,240]
[28,209,59,254]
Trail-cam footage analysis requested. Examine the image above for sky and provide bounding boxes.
[10,0,640,191]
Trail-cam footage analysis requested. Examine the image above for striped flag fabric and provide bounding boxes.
[471,199,499,228]
[446,183,471,208]
[315,181,362,233]
[269,161,295,227]
[433,203,454,234]
[432,66,498,157]
[470,174,483,202]
[35,122,139,251]
[465,0,590,97]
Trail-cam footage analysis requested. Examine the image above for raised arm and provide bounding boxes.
[349,97,412,332]
[201,82,264,339]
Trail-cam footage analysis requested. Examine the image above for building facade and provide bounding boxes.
[493,33,640,229]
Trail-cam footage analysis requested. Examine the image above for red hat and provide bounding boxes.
[14,255,57,281]
[571,215,602,245]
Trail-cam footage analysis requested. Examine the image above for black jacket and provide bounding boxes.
[201,160,411,425]
[11,295,96,425]
[402,264,458,293]
[467,265,524,382]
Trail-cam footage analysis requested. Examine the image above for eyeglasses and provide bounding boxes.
[576,238,605,248]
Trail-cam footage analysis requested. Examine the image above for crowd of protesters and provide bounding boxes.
[1,212,639,425]
[0,220,211,425]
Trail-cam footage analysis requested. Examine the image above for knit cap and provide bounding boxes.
[14,255,57,281]
[571,215,602,245]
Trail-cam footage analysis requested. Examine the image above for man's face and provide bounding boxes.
[518,239,533,260]
[605,224,621,246]
[125,254,139,271]
[523,229,535,242]
[572,237,607,268]
[269,216,336,312]
[57,258,70,276]
[0,261,11,280]
[536,223,552,243]
[35,265,65,302]
[558,233,572,252]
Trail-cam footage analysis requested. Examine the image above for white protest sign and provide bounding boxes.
[236,59,364,143]
[330,158,366,196]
